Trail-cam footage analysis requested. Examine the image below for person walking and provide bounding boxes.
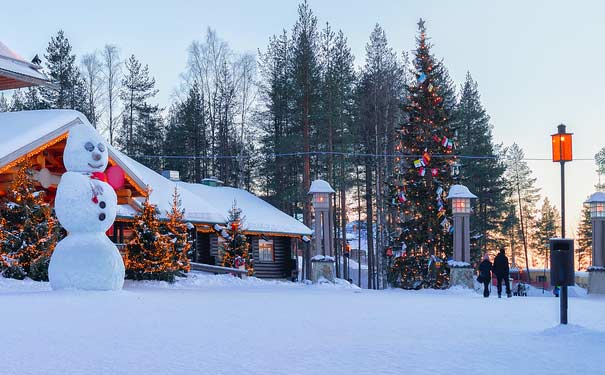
[493,247,512,298]
[478,254,492,298]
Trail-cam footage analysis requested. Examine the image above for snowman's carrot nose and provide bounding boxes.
[92,152,102,161]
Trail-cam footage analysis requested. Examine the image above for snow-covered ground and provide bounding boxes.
[1,273,604,375]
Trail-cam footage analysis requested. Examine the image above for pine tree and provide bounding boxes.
[124,191,179,282]
[24,87,48,110]
[136,103,164,171]
[596,147,605,191]
[162,188,191,274]
[164,84,208,182]
[40,30,87,111]
[318,25,357,279]
[387,19,457,288]
[0,93,9,112]
[356,23,404,289]
[0,162,62,280]
[258,31,299,214]
[119,54,159,156]
[219,201,253,275]
[504,143,540,280]
[10,90,26,111]
[576,204,592,270]
[533,198,560,267]
[291,0,321,228]
[454,73,507,262]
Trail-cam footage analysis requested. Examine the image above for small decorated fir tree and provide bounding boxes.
[219,201,253,275]
[124,189,180,282]
[0,162,62,280]
[162,187,191,274]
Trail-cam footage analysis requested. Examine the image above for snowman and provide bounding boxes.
[48,124,125,290]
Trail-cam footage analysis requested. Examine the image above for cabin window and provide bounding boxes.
[259,239,274,262]
[537,275,547,283]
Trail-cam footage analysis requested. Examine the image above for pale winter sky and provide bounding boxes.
[2,0,604,234]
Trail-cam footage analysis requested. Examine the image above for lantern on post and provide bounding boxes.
[585,192,605,267]
[308,180,336,283]
[447,184,477,263]
[551,123,573,324]
[308,180,335,257]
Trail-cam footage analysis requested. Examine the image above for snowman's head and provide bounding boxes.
[63,125,109,173]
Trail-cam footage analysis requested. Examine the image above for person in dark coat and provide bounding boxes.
[493,247,512,298]
[478,254,492,298]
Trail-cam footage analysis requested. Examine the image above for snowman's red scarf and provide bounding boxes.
[90,172,108,203]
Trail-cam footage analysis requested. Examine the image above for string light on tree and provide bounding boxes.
[386,18,458,289]
[219,200,253,276]
[0,161,63,280]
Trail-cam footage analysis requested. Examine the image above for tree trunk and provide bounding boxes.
[516,183,532,283]
[365,159,374,289]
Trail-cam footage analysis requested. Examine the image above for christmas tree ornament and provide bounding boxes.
[422,151,431,165]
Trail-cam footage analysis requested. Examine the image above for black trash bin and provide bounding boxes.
[549,238,575,287]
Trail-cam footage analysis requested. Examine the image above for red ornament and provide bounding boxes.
[106,165,125,190]
[231,221,239,232]
[386,247,393,257]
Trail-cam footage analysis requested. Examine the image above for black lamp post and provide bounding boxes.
[551,123,573,324]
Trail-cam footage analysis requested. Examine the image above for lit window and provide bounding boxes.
[259,239,274,262]
[591,202,605,218]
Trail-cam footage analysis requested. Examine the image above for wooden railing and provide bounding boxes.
[190,262,248,278]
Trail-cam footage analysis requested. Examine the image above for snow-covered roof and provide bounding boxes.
[0,109,225,224]
[0,41,50,90]
[585,192,605,204]
[308,179,335,194]
[110,148,225,224]
[446,184,477,200]
[179,182,312,236]
[0,110,86,168]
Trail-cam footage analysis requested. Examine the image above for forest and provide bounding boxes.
[0,1,602,288]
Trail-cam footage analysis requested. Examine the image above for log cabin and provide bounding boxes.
[0,109,311,279]
[0,41,51,90]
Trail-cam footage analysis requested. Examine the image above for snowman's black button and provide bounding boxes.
[99,213,106,221]
[99,201,106,209]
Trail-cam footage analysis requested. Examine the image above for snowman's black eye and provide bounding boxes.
[84,142,94,152]
[97,143,105,152]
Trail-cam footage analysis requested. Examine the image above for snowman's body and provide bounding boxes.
[49,125,125,290]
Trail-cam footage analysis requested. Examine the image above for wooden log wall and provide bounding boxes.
[251,236,294,279]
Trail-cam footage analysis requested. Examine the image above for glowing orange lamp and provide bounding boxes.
[551,124,573,162]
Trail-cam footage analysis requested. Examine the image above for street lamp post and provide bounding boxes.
[586,192,605,294]
[308,180,336,283]
[585,192,605,268]
[551,123,573,324]
[447,184,477,263]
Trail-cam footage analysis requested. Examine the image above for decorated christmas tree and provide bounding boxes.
[219,201,253,275]
[387,19,457,288]
[0,162,62,280]
[162,187,191,274]
[124,189,180,282]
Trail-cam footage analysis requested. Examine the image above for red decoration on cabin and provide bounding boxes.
[106,166,125,190]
